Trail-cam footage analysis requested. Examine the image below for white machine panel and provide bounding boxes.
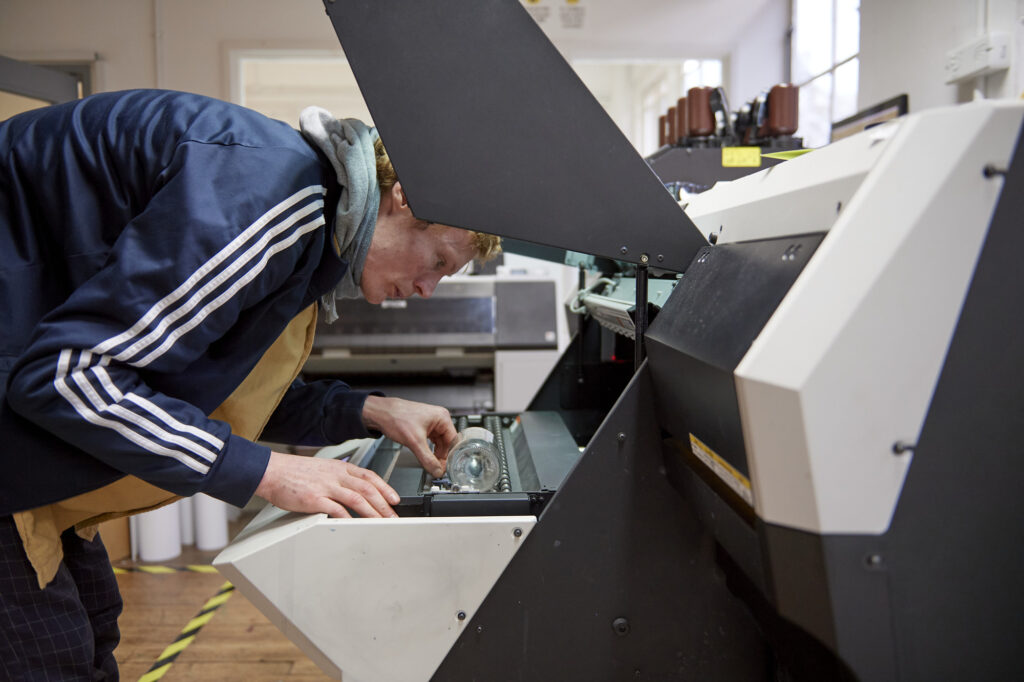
[215,513,535,681]
[730,101,1023,534]
[685,120,898,245]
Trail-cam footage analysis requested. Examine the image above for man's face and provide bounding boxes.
[360,216,476,304]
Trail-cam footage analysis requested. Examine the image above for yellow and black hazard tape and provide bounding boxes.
[113,564,219,575]
[137,581,236,682]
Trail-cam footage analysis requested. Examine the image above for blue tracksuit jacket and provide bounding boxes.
[0,90,376,514]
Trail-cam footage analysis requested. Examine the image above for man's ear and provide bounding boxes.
[392,181,409,210]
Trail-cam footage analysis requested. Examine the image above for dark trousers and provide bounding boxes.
[0,514,122,681]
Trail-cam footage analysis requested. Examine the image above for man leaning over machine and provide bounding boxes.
[0,88,501,680]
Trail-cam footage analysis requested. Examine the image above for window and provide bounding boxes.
[637,59,722,155]
[566,59,721,156]
[791,0,860,147]
[681,59,723,96]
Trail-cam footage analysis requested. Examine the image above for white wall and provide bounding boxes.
[571,62,637,140]
[859,0,1024,113]
[1,0,780,107]
[0,1,732,153]
[0,0,340,98]
[729,0,789,107]
[0,0,156,92]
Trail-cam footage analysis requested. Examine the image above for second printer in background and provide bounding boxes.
[303,271,568,413]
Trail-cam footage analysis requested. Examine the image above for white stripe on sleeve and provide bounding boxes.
[133,214,325,367]
[53,350,210,474]
[70,353,219,464]
[92,185,325,357]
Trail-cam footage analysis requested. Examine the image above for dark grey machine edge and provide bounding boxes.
[322,0,706,274]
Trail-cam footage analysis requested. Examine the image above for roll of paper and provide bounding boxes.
[194,493,229,551]
[137,502,182,563]
[178,496,195,546]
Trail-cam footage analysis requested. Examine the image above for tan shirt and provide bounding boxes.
[14,304,318,588]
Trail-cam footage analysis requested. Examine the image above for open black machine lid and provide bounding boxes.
[322,0,706,273]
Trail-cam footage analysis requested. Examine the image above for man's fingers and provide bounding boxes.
[351,467,401,505]
[329,462,397,518]
[323,500,352,519]
[337,476,398,518]
[356,479,399,518]
[335,487,386,518]
[432,424,458,462]
[411,441,444,478]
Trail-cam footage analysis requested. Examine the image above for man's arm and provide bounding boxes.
[7,143,320,508]
[262,380,457,478]
[260,378,381,446]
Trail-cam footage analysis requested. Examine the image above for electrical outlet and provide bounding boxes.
[945,32,1011,84]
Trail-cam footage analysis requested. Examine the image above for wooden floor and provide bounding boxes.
[113,547,333,682]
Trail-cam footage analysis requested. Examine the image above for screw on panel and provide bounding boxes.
[657,254,664,262]
[617,432,626,443]
[640,253,649,264]
[513,527,523,538]
[983,164,1008,178]
[620,246,629,254]
[457,611,466,621]
[612,617,631,636]
[476,625,484,634]
[892,441,916,455]
[864,553,885,569]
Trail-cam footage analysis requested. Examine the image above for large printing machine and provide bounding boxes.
[215,1,1024,680]
[302,274,565,413]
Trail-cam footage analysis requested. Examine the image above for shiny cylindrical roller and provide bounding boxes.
[446,426,500,492]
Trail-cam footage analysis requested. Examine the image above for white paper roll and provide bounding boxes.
[178,496,195,546]
[194,493,229,551]
[129,514,139,562]
[137,502,182,563]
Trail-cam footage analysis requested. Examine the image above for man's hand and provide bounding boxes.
[361,395,458,478]
[255,451,401,518]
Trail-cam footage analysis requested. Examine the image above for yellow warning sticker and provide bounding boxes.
[762,149,814,161]
[722,146,762,168]
[689,433,753,506]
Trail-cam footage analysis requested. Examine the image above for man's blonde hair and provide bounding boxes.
[374,138,502,262]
